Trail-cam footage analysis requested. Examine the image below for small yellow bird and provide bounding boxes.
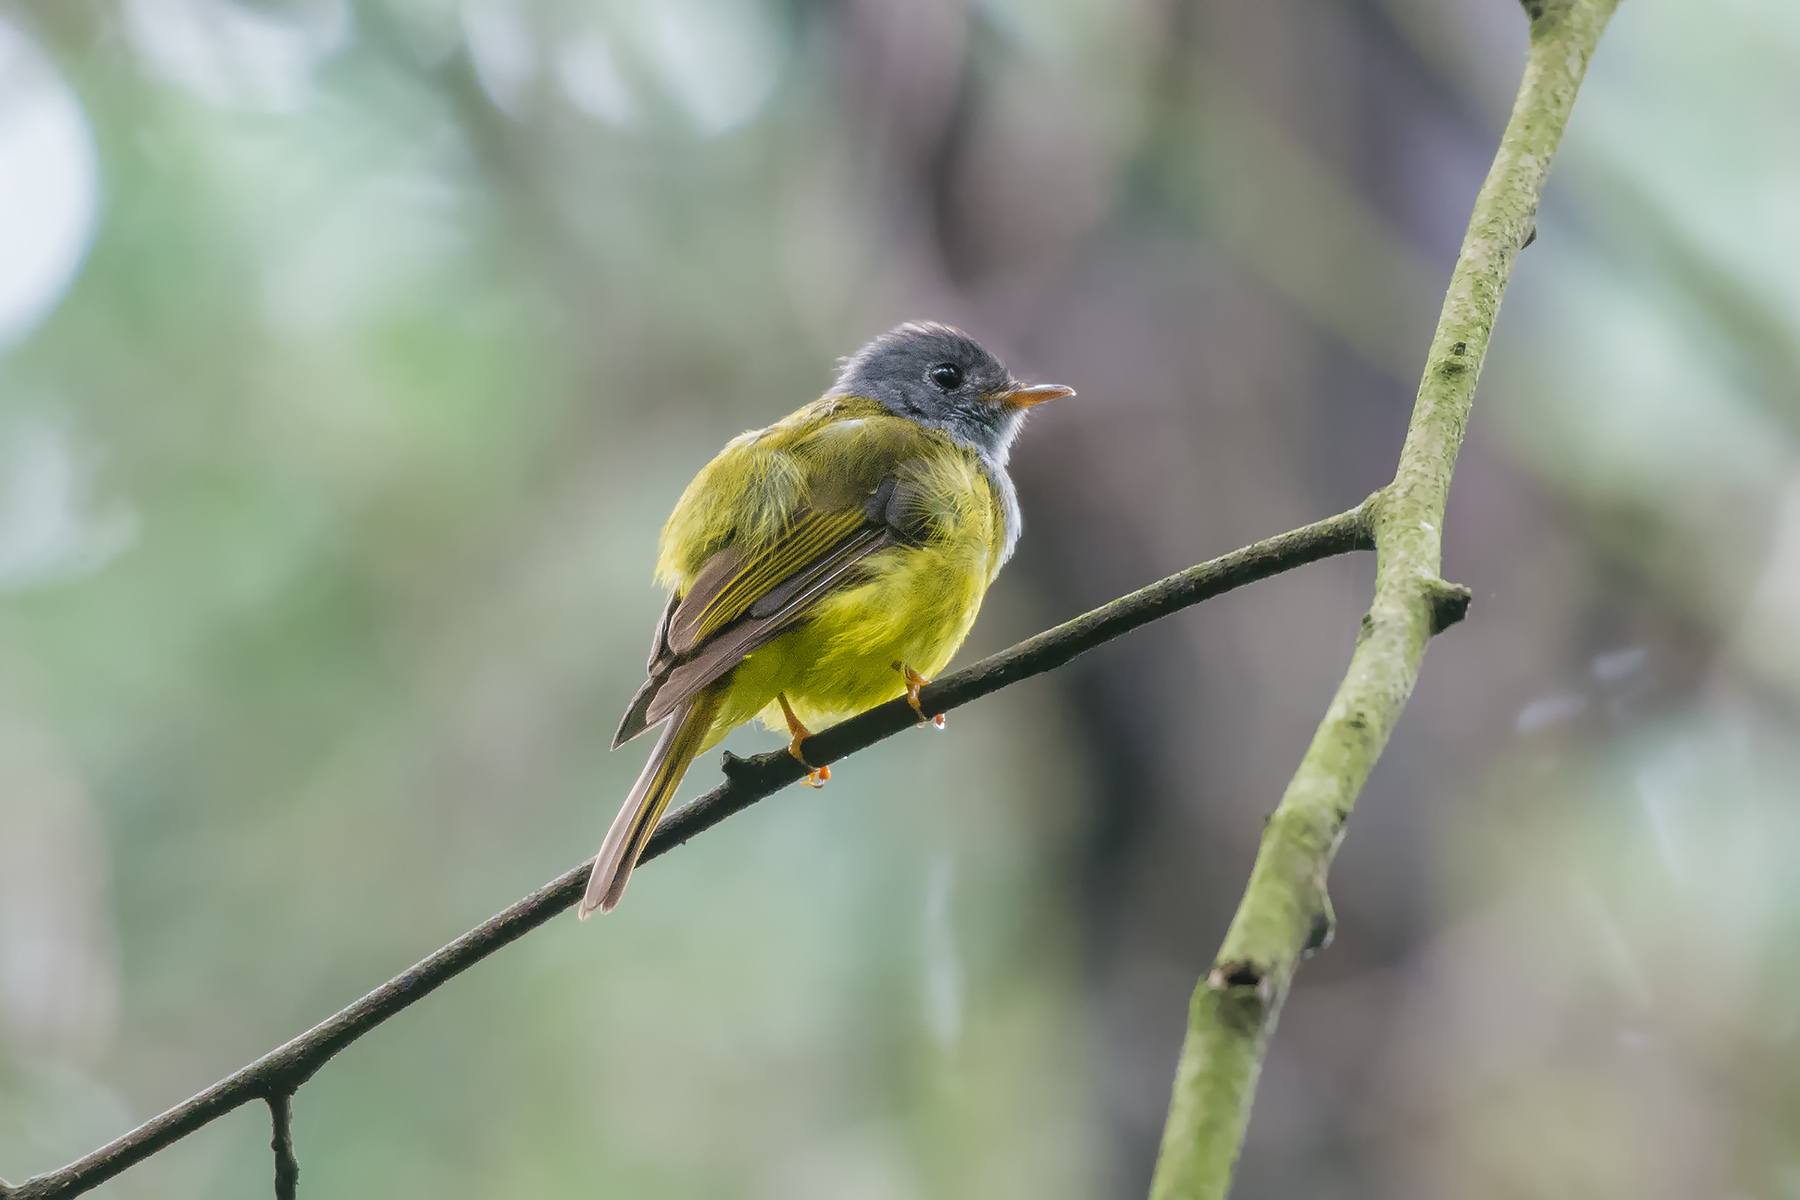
[582,322,1074,916]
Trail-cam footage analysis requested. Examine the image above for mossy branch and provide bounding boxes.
[1,506,1372,1200]
[1145,2,1619,1196]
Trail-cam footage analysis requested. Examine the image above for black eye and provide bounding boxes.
[929,362,964,391]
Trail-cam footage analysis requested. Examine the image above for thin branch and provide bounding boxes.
[267,1093,298,1200]
[6,504,1372,1200]
[1145,2,1620,1197]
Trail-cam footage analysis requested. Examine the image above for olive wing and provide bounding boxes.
[611,478,926,748]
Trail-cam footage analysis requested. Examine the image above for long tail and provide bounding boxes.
[580,687,721,918]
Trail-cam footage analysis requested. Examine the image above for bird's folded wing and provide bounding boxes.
[611,503,897,748]
[645,526,889,727]
[667,507,869,654]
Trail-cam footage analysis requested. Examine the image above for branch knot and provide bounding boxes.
[1207,960,1275,1007]
[1425,579,1473,635]
[1518,0,1575,25]
[1205,960,1274,1034]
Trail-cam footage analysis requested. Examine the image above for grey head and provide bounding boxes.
[828,322,1074,466]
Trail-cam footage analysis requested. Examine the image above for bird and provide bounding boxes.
[581,322,1075,917]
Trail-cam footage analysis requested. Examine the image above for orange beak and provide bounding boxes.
[995,381,1077,409]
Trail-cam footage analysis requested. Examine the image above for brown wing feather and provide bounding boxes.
[666,508,866,654]
[663,544,747,656]
[612,473,928,749]
[610,591,682,749]
[643,527,889,727]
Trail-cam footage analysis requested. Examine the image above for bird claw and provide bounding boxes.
[893,662,945,728]
[798,757,831,788]
[780,693,829,787]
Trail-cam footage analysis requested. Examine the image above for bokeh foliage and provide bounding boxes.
[2,0,1798,1197]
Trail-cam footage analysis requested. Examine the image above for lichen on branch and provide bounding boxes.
[1146,2,1621,1197]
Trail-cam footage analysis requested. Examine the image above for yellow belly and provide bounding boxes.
[700,537,992,749]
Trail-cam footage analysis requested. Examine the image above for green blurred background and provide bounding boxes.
[2,0,1798,1196]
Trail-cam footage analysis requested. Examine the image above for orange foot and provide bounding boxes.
[778,693,830,787]
[892,662,946,729]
